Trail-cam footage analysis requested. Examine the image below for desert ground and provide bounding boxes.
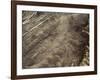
[22,11,89,69]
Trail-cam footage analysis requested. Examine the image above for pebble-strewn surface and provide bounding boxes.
[22,11,89,69]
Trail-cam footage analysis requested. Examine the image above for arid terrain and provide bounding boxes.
[22,11,89,69]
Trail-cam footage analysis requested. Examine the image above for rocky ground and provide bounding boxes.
[22,11,89,69]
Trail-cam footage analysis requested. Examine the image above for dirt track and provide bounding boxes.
[22,11,89,68]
